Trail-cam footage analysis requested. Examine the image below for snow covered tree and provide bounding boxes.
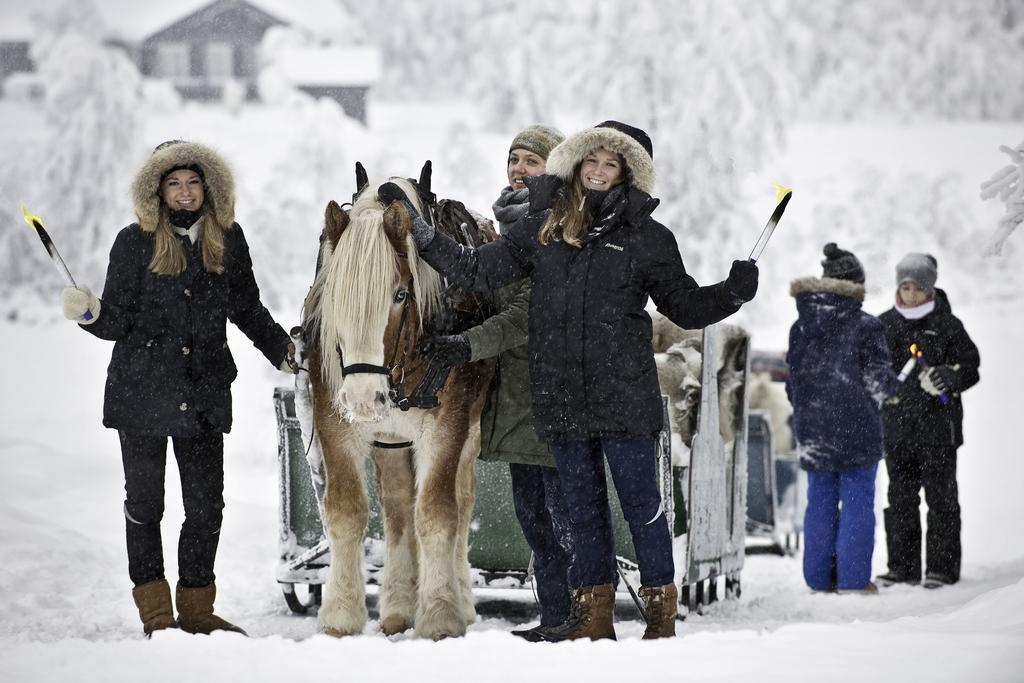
[0,0,143,312]
[980,140,1024,256]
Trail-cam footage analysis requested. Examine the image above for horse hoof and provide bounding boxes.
[321,626,357,638]
[380,616,413,636]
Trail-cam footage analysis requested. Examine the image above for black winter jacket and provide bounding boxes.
[84,223,290,436]
[419,176,740,443]
[879,289,980,447]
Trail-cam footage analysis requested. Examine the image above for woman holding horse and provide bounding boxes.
[429,124,616,641]
[60,140,296,637]
[380,120,758,640]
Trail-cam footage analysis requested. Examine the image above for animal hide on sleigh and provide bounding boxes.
[650,312,749,463]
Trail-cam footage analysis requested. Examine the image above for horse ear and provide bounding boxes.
[355,162,369,194]
[418,160,432,194]
[382,200,410,245]
[324,200,349,247]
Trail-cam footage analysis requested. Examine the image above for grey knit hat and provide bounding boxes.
[896,252,938,292]
[821,242,865,284]
[509,124,565,160]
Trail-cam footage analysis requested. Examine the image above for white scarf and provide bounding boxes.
[172,217,203,244]
[896,299,935,320]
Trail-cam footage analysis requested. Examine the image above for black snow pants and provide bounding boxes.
[883,444,961,583]
[119,425,225,588]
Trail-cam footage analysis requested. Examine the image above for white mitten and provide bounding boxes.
[61,285,100,325]
[918,368,943,397]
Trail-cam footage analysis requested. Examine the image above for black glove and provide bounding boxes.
[378,181,436,249]
[720,259,759,308]
[423,334,472,367]
[922,365,957,395]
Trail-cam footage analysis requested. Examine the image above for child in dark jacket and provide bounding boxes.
[786,243,899,592]
[877,253,980,589]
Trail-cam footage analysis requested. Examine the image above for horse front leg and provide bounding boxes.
[413,436,464,639]
[454,426,479,627]
[372,447,418,636]
[316,418,370,637]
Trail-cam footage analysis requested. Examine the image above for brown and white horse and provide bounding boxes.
[301,176,493,639]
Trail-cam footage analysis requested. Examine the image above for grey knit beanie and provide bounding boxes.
[509,124,565,160]
[821,242,865,284]
[896,253,938,292]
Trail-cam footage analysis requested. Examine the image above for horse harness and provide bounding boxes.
[315,197,492,443]
[337,249,451,416]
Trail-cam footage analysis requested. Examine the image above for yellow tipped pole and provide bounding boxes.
[21,203,92,320]
[748,184,793,264]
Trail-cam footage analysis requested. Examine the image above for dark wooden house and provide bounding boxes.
[1,0,379,123]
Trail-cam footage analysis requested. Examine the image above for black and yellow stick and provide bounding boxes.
[748,184,793,264]
[21,203,93,320]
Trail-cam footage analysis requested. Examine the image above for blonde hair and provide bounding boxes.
[148,194,227,276]
[538,171,590,248]
[304,178,442,394]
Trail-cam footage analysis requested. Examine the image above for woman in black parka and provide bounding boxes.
[60,140,296,637]
[378,121,758,640]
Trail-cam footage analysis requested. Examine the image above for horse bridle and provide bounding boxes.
[337,249,453,416]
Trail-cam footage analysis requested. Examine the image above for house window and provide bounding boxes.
[206,43,234,80]
[153,43,190,78]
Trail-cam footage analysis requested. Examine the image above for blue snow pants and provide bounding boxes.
[549,436,673,588]
[803,462,878,591]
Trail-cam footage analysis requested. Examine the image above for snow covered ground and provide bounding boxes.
[2,109,1023,680]
[1,312,1022,682]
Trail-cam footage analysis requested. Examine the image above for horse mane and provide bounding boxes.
[304,177,442,393]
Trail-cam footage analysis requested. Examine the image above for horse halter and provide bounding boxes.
[337,251,449,413]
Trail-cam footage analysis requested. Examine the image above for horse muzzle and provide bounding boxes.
[336,375,391,423]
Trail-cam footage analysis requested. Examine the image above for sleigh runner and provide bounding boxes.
[275,321,752,618]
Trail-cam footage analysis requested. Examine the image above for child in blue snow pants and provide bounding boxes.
[803,462,879,591]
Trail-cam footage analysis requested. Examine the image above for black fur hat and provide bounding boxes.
[821,242,865,284]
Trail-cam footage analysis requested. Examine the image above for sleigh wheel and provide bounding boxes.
[281,582,321,614]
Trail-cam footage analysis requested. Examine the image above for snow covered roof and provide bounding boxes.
[275,47,381,87]
[0,0,353,43]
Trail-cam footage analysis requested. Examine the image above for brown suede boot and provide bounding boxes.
[541,584,616,641]
[639,582,678,639]
[176,582,247,636]
[131,579,178,637]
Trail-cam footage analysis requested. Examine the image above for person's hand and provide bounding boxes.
[721,260,759,307]
[61,284,100,325]
[279,342,299,374]
[378,181,436,249]
[920,365,956,396]
[423,334,472,367]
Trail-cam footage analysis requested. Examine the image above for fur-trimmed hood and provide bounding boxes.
[546,123,656,195]
[130,141,235,233]
[790,276,865,302]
